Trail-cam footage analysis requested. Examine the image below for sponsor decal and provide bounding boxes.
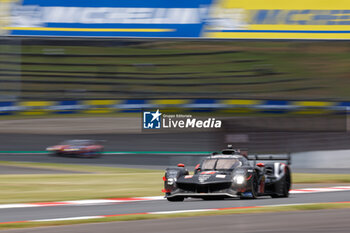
[202,0,350,39]
[4,0,350,39]
[184,175,193,179]
[216,174,226,178]
[198,174,211,183]
[5,0,213,37]
[249,10,350,26]
[205,8,350,31]
[166,170,179,178]
[10,6,210,26]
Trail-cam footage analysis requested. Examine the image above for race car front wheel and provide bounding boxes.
[240,173,258,199]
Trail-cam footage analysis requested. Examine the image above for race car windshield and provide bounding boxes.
[201,159,217,170]
[201,158,242,170]
[216,158,242,170]
[62,140,91,146]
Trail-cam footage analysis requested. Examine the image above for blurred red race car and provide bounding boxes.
[46,139,104,158]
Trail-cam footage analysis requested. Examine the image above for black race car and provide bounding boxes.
[162,146,291,202]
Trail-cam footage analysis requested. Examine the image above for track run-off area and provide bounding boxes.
[1,186,350,224]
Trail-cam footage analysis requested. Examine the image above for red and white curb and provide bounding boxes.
[0,196,164,210]
[290,186,350,194]
[1,185,350,210]
[2,201,350,225]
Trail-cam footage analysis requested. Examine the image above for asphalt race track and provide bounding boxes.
[0,132,221,152]
[3,209,350,233]
[1,191,350,223]
[1,154,350,174]
[0,165,87,174]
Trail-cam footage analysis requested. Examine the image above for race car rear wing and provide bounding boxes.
[247,154,291,165]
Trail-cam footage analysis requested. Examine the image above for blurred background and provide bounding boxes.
[1,1,350,231]
[1,0,350,171]
[1,39,350,101]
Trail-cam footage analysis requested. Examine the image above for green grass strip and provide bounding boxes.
[1,161,350,205]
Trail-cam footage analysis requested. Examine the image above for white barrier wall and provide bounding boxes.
[292,150,350,168]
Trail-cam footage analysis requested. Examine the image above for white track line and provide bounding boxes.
[31,216,104,222]
[149,209,215,215]
[0,196,164,209]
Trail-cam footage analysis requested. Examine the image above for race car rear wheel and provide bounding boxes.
[281,171,291,197]
[81,152,100,158]
[50,152,62,157]
[271,172,290,198]
[167,196,184,202]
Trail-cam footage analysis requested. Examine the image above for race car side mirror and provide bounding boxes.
[177,163,185,167]
[195,164,201,171]
[257,162,265,168]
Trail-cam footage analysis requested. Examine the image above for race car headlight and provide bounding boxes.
[167,178,175,185]
[47,147,61,151]
[234,175,245,185]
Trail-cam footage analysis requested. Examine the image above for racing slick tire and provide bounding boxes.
[271,172,291,198]
[167,196,184,202]
[240,173,258,199]
[49,152,62,157]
